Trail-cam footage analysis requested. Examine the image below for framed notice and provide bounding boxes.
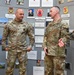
[35,22,45,27]
[41,51,45,60]
[35,28,44,35]
[27,51,37,60]
[29,0,40,7]
[33,66,44,75]
[41,0,53,7]
[35,36,43,43]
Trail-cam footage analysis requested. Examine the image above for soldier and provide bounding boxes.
[28,9,34,16]
[2,8,35,75]
[43,6,69,75]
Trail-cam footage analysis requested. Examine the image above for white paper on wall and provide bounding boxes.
[35,44,42,47]
[35,36,43,43]
[35,22,45,27]
[35,29,44,35]
[41,0,53,7]
[33,66,44,75]
[41,51,45,60]
[5,14,15,19]
[29,0,40,7]
[27,51,37,60]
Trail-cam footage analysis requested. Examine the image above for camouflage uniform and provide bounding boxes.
[2,19,34,75]
[43,19,69,75]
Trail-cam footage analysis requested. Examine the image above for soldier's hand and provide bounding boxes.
[5,48,9,51]
[27,46,32,52]
[44,47,48,54]
[58,38,64,47]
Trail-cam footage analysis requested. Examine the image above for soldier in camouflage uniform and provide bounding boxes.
[43,6,69,75]
[2,9,34,75]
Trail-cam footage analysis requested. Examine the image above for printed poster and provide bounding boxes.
[28,9,34,17]
[27,51,37,60]
[41,0,53,7]
[29,0,40,7]
[35,36,44,43]
[35,29,44,35]
[41,51,45,60]
[33,66,44,75]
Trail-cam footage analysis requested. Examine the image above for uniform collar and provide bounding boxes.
[53,19,62,24]
[12,19,24,24]
[49,19,62,27]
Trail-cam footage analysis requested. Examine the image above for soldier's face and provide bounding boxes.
[16,10,24,21]
[49,7,57,19]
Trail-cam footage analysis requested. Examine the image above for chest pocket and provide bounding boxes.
[18,25,27,34]
[9,25,17,34]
